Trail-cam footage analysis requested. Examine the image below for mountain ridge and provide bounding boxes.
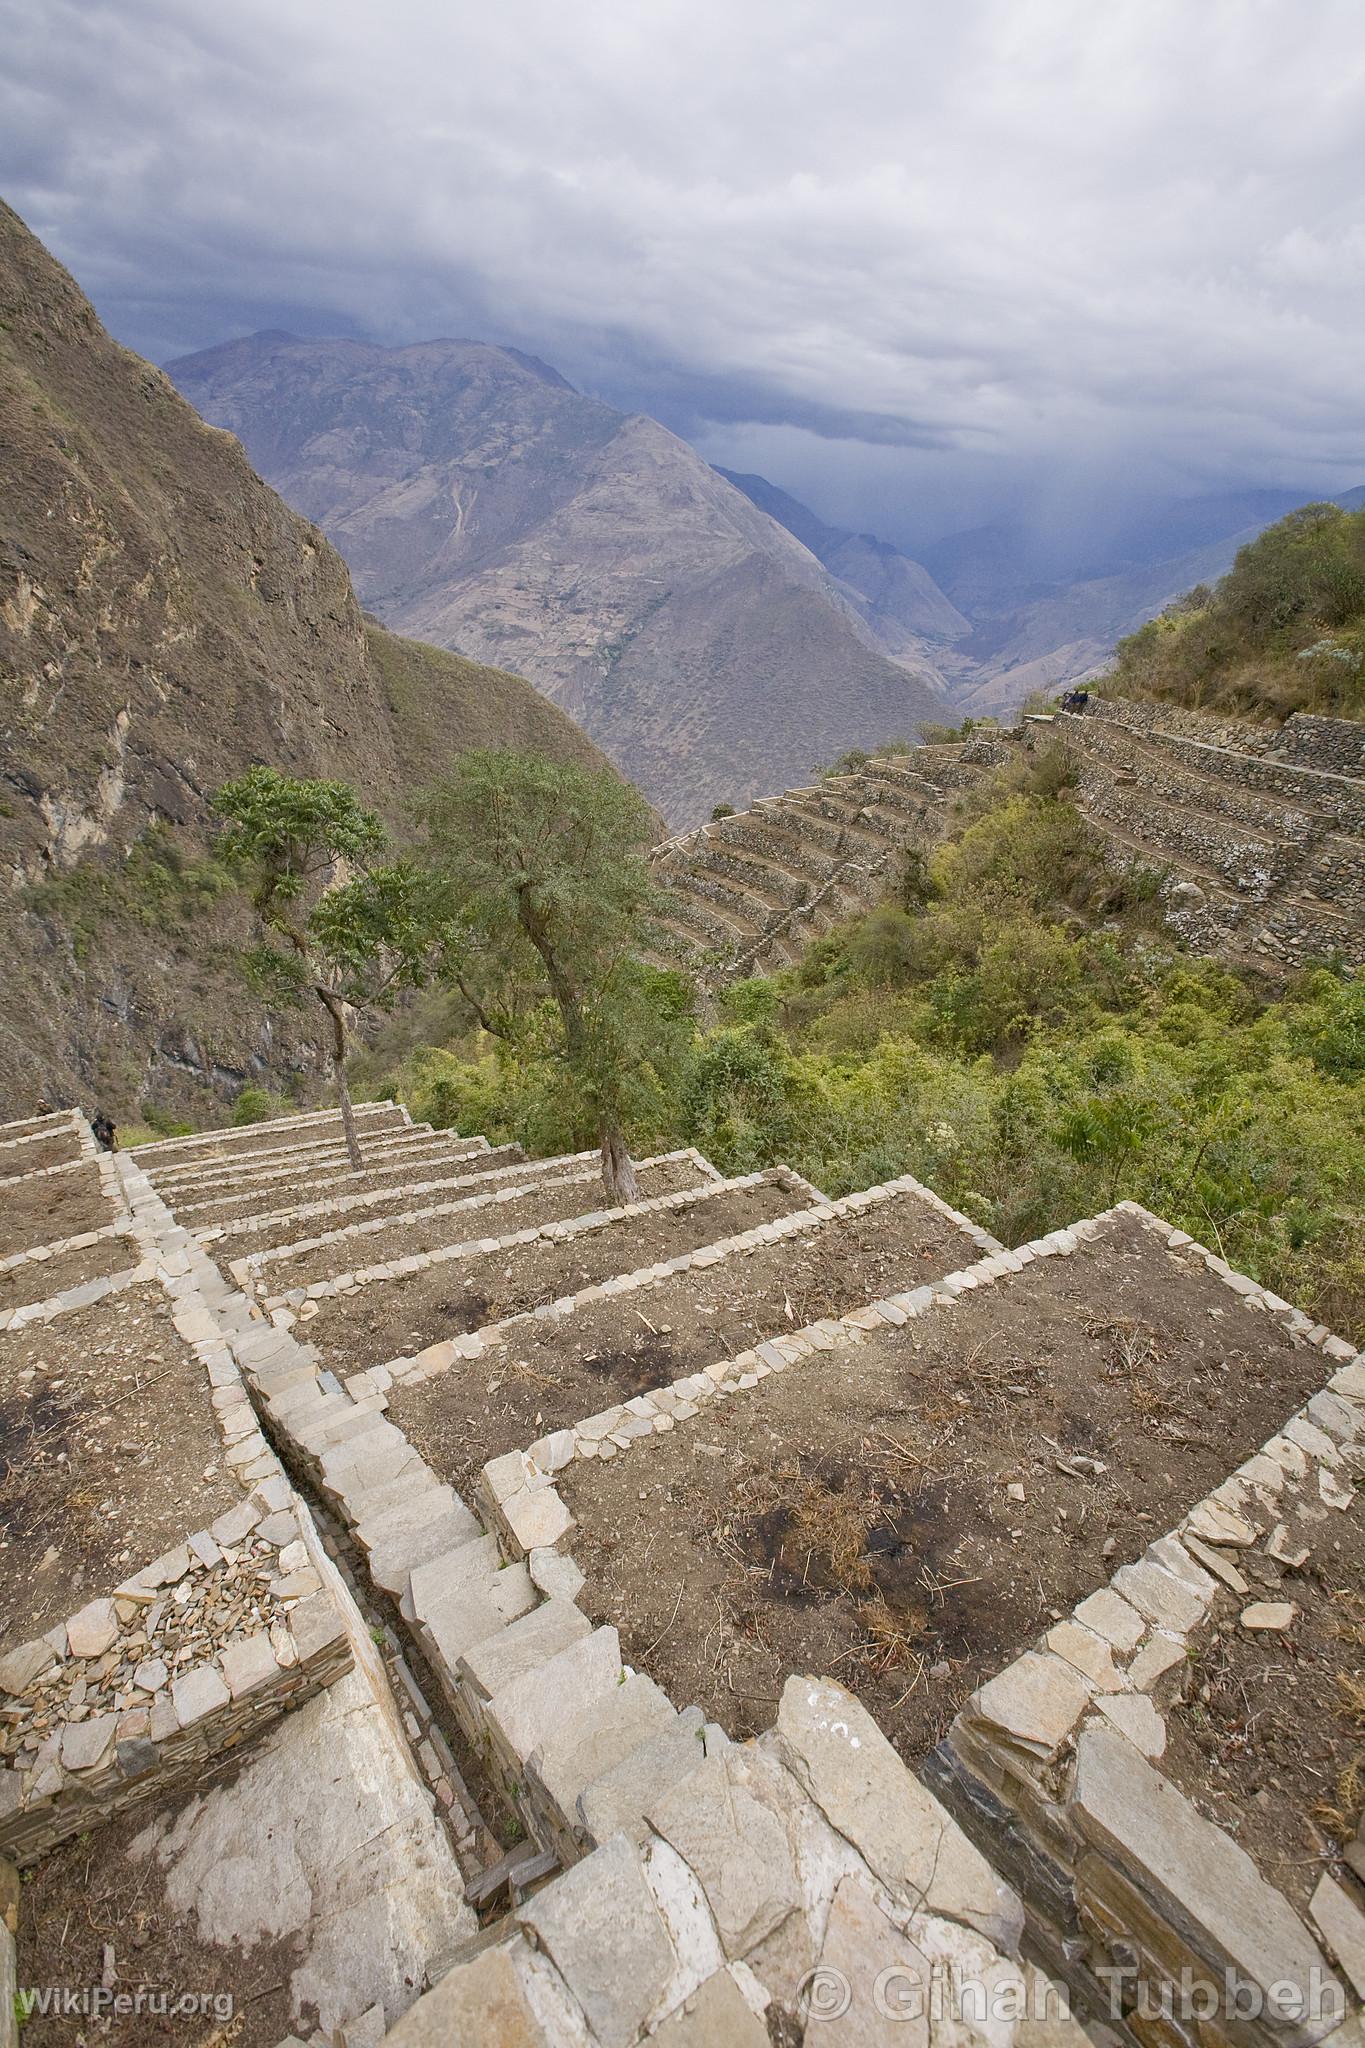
[0,202,612,1120]
[169,331,950,824]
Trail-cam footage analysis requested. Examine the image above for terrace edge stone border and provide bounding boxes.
[228,1147,733,1290]
[257,1151,765,1313]
[374,1168,1001,1401]
[127,1096,410,1161]
[192,1140,559,1248]
[476,1195,1070,1557]
[0,1130,358,1865]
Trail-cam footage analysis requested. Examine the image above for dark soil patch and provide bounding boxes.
[154,1131,459,1203]
[17,1769,298,2048]
[393,1192,977,1501]
[174,1142,499,1225]
[0,1134,83,1180]
[1,1233,140,1313]
[309,1180,805,1375]
[264,1156,710,1297]
[206,1149,537,1256]
[562,1214,1337,1765]
[0,1164,114,1260]
[1162,1504,1365,1918]
[0,1282,239,1648]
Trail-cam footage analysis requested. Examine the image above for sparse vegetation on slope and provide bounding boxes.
[362,750,1365,1343]
[1108,502,1365,722]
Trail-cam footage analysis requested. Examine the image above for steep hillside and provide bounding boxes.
[0,201,612,1122]
[714,467,971,666]
[1105,501,1365,724]
[168,333,948,824]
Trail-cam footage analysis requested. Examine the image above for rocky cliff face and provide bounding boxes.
[169,333,949,825]
[0,202,611,1121]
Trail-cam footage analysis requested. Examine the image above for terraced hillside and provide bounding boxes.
[1048,697,1365,971]
[3,1105,1362,2048]
[649,741,996,980]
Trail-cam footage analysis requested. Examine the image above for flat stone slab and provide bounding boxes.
[518,1832,678,2048]
[459,1598,591,1701]
[383,1945,544,2045]
[578,1707,727,1847]
[776,1677,1022,1954]
[967,1651,1092,1760]
[646,1746,802,1958]
[650,1968,768,2045]
[489,1626,622,1764]
[1072,1727,1343,2036]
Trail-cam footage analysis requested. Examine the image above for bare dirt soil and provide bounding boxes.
[172,1142,503,1226]
[0,1165,115,1260]
[1,1234,141,1314]
[136,1106,409,1173]
[563,1215,1336,1765]
[17,1767,298,2048]
[261,1155,710,1297]
[308,1180,804,1375]
[1163,1503,1365,1918]
[0,1281,239,1647]
[0,1134,83,1181]
[393,1193,975,1500]
[205,1149,541,1257]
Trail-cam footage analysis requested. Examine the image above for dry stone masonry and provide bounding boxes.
[2,1097,1361,2048]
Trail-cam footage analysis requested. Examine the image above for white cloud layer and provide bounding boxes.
[4,0,1365,544]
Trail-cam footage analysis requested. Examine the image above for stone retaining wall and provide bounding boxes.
[225,1148,720,1295]
[128,1096,411,1163]
[373,1168,1000,1400]
[256,1151,752,1314]
[0,1493,351,1864]
[923,1205,1363,2048]
[212,1234,1085,2048]
[0,1136,357,1864]
[196,1143,593,1249]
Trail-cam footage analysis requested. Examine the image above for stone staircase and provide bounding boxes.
[649,745,996,980]
[1,1103,1361,2048]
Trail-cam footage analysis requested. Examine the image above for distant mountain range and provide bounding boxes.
[168,335,950,826]
[169,329,1365,810]
[0,203,605,1117]
[729,477,1365,718]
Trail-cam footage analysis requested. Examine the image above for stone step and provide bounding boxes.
[576,1704,729,1847]
[417,1565,540,1673]
[368,1502,484,1596]
[347,1464,457,1526]
[291,1395,389,1455]
[530,1672,677,1826]
[458,1597,593,1703]
[485,1625,623,1767]
[354,1482,459,1552]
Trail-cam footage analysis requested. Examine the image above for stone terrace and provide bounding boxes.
[1047,697,1365,972]
[3,1101,1361,2048]
[648,744,995,981]
[0,1108,468,2046]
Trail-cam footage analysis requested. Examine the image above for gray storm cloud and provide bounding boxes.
[4,0,1365,545]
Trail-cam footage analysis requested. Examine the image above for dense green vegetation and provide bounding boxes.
[1109,502,1365,722]
[360,748,1365,1342]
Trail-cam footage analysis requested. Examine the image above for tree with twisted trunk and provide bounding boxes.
[417,750,673,1206]
[213,768,452,1167]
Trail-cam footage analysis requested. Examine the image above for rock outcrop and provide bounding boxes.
[0,202,611,1121]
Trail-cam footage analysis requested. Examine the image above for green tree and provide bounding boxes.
[416,749,677,1203]
[213,768,451,1167]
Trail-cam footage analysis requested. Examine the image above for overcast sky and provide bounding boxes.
[5,0,1365,553]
